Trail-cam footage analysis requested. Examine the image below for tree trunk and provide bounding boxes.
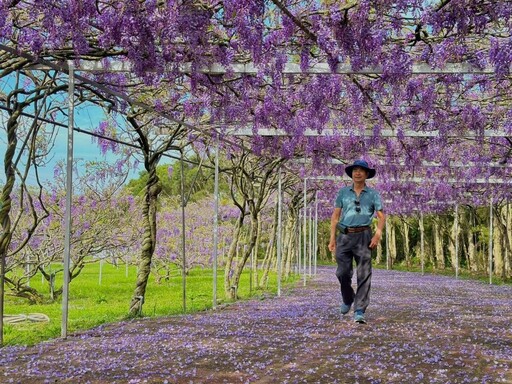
[129,172,162,316]
[6,276,44,304]
[0,107,21,345]
[448,213,459,272]
[493,206,506,280]
[461,237,468,270]
[283,211,296,278]
[387,219,397,268]
[260,209,277,288]
[224,212,244,298]
[259,200,279,287]
[467,213,477,272]
[402,220,410,267]
[506,204,512,278]
[418,214,425,268]
[434,220,445,270]
[229,211,259,300]
[252,215,262,289]
[376,242,383,264]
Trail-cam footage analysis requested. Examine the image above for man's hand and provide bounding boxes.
[328,239,336,253]
[329,208,342,254]
[369,229,382,249]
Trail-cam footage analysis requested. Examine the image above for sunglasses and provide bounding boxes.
[354,200,361,213]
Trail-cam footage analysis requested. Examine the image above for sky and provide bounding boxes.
[0,106,143,187]
[0,69,150,188]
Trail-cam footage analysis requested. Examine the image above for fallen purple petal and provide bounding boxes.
[0,267,511,383]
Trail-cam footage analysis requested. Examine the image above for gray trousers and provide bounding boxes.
[335,229,372,313]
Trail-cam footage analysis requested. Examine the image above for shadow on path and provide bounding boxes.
[1,267,511,383]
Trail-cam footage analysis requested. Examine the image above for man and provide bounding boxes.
[328,159,385,324]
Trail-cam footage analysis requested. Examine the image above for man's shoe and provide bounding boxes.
[354,310,366,324]
[340,302,352,315]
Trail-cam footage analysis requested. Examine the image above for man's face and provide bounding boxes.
[352,166,369,181]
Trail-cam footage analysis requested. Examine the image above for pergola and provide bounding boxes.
[1,1,512,348]
[1,50,511,341]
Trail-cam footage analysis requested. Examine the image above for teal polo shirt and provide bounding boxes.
[334,184,383,228]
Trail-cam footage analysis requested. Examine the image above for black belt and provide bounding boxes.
[341,226,370,234]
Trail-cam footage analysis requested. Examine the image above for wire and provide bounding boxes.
[0,103,213,169]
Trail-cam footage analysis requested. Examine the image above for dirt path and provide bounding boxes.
[1,267,511,383]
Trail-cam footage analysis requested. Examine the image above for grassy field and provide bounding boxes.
[4,262,299,346]
[373,261,512,285]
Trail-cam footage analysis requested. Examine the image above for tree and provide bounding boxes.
[124,110,188,316]
[152,197,237,281]
[220,147,285,299]
[125,156,229,202]
[5,161,141,303]
[0,70,69,344]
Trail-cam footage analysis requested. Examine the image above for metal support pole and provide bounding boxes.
[212,136,219,309]
[277,169,282,296]
[298,210,302,276]
[180,151,187,312]
[420,212,425,275]
[303,178,307,286]
[253,239,258,288]
[455,204,459,279]
[249,248,254,294]
[61,60,75,339]
[308,207,312,276]
[489,198,493,285]
[99,258,103,285]
[385,216,390,270]
[314,191,318,275]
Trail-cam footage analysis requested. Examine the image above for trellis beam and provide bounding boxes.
[33,60,501,75]
[298,158,511,168]
[305,176,510,184]
[223,127,511,138]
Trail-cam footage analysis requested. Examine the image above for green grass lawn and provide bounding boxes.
[374,262,512,285]
[4,262,299,346]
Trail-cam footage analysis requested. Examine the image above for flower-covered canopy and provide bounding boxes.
[1,0,511,214]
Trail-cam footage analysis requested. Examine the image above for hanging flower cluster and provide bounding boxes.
[1,1,511,214]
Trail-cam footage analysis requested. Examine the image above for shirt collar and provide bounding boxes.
[350,184,368,192]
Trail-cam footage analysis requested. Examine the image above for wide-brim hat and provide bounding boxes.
[345,159,376,179]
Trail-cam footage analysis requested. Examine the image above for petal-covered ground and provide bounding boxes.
[1,267,511,383]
